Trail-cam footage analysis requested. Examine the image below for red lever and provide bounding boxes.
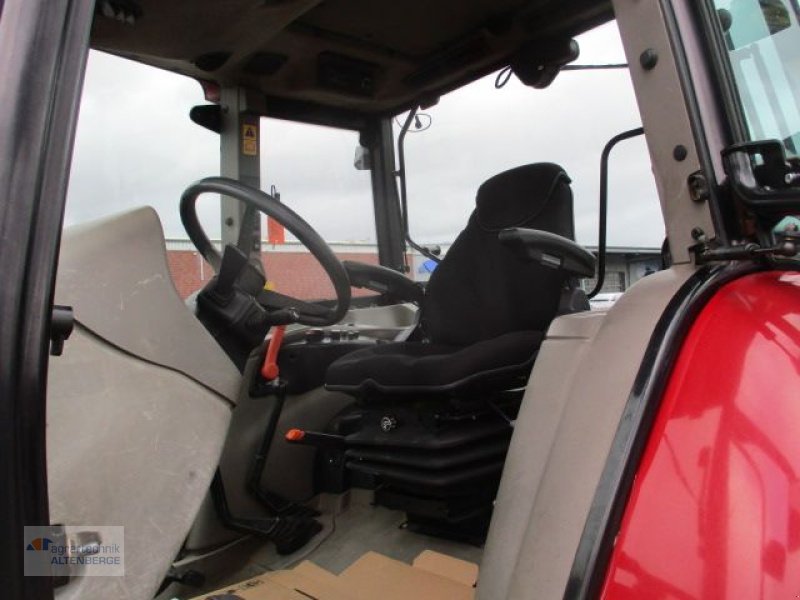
[260,325,286,381]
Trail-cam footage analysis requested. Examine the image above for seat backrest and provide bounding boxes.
[421,163,575,346]
[49,208,239,600]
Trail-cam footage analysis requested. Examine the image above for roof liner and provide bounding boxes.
[91,0,613,122]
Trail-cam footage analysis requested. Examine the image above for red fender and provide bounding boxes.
[602,271,800,599]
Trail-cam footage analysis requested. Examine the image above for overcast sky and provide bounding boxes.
[66,21,665,248]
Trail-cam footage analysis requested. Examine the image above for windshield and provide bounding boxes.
[66,52,374,301]
[714,0,800,156]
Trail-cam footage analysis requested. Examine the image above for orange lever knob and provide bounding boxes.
[260,325,286,381]
[285,428,305,442]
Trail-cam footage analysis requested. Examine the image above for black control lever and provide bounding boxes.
[213,245,250,301]
[196,245,271,367]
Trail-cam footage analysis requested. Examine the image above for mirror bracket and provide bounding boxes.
[722,139,800,216]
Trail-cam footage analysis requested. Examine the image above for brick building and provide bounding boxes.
[165,239,382,300]
[165,239,661,300]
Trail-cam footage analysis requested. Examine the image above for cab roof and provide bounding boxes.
[91,0,613,123]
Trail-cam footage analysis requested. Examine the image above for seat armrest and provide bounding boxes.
[343,260,424,304]
[498,227,596,278]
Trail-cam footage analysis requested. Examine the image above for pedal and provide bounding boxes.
[253,489,320,519]
[156,567,205,595]
[165,567,205,588]
[222,514,322,555]
[277,502,320,520]
[211,471,321,554]
[270,515,324,555]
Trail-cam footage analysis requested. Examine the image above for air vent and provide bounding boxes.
[317,52,380,98]
[243,52,288,76]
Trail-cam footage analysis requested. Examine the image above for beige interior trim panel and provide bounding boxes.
[49,327,232,600]
[478,265,694,599]
[50,207,241,599]
[56,207,241,402]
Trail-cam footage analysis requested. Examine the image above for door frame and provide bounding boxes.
[0,1,94,598]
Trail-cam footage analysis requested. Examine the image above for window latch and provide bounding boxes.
[691,226,798,265]
[50,305,74,356]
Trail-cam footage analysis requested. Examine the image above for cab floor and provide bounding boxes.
[244,489,483,575]
[163,489,483,599]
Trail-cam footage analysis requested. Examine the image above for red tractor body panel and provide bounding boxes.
[602,270,800,599]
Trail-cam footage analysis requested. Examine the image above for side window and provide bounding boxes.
[66,51,217,235]
[67,50,219,300]
[715,0,800,156]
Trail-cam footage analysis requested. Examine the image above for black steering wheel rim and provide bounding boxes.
[180,176,351,326]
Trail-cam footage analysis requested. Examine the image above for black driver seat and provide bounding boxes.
[319,163,589,542]
[326,162,577,396]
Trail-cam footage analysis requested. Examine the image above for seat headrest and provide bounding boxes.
[476,163,571,231]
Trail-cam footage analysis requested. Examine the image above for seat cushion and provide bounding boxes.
[325,330,543,395]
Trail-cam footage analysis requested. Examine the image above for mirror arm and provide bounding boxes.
[396,106,442,265]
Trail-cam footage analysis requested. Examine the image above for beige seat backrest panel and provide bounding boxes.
[56,206,240,402]
[49,207,241,599]
[478,265,694,599]
[49,327,232,600]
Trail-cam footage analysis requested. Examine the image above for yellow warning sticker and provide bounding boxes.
[242,124,258,156]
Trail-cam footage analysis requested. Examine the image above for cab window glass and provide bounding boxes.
[715,0,800,156]
[66,51,375,301]
[400,22,664,293]
[66,51,217,236]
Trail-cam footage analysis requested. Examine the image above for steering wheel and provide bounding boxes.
[180,177,351,327]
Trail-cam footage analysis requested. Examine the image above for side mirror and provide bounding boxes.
[759,0,791,34]
[725,0,791,49]
[354,145,371,170]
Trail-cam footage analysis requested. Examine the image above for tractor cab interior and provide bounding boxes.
[320,163,593,542]
[43,0,750,598]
